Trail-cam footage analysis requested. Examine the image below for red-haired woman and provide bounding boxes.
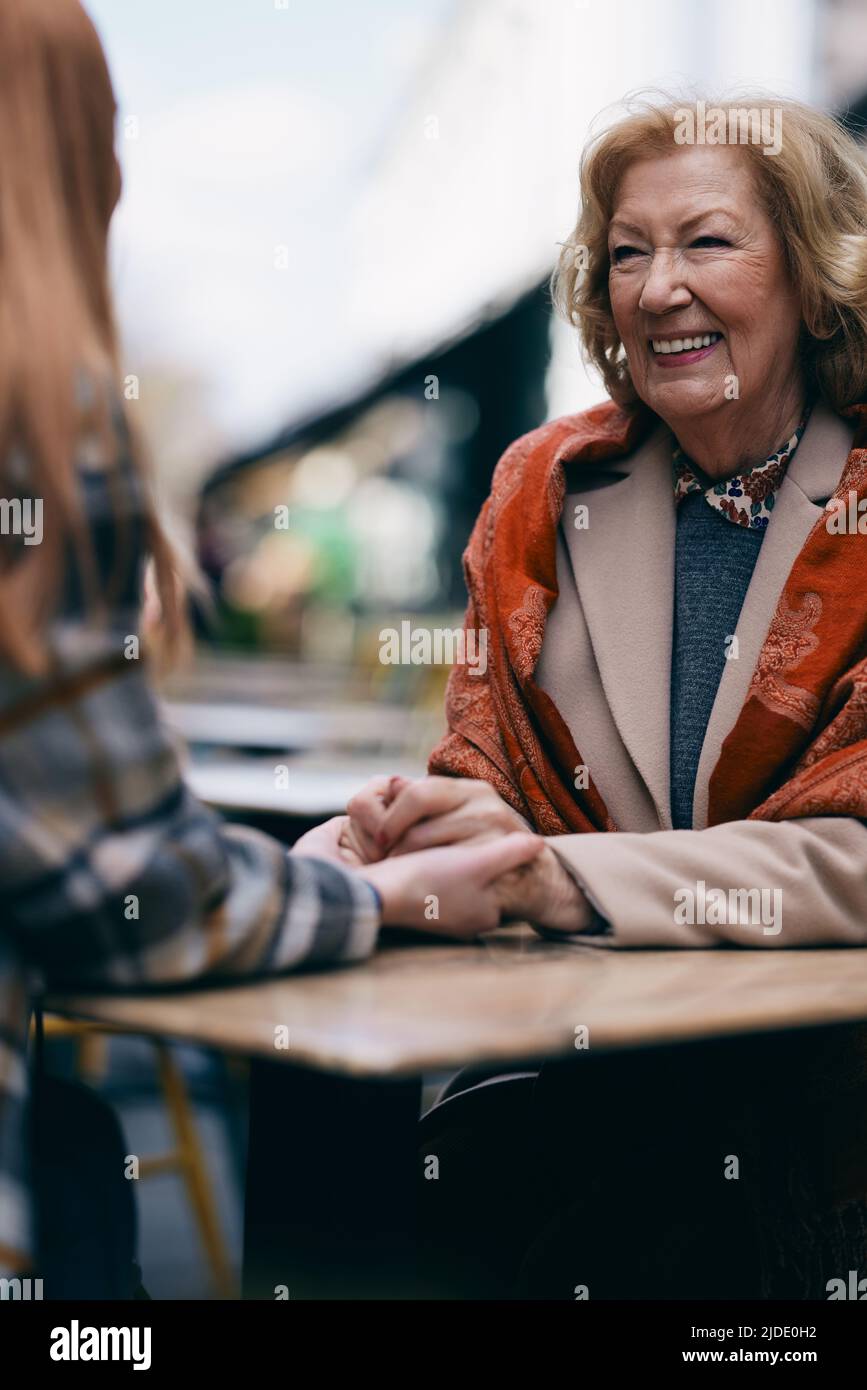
[0,0,541,1295]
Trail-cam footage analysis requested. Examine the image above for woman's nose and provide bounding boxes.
[637,250,692,315]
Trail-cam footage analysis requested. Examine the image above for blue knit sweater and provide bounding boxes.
[669,492,764,829]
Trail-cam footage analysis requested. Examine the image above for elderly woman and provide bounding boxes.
[338,94,867,1299]
[348,95,867,948]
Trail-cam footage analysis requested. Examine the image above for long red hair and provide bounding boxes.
[0,0,180,669]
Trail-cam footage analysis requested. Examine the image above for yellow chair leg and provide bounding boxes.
[75,1031,108,1083]
[38,1015,237,1299]
[151,1041,236,1299]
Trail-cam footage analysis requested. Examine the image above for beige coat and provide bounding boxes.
[536,401,867,946]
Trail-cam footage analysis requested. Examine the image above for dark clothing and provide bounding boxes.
[418,1027,867,1300]
[32,1076,138,1299]
[669,494,763,828]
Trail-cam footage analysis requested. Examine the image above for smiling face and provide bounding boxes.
[607,144,804,435]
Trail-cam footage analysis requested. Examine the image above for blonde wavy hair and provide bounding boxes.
[551,90,867,412]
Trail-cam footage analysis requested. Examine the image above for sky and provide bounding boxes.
[86,0,454,461]
[84,0,818,474]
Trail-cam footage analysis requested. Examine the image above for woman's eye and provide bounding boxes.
[611,245,643,263]
[690,236,728,248]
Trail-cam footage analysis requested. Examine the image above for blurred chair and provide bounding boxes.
[37,1015,234,1299]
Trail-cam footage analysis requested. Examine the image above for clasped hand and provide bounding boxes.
[293,775,591,938]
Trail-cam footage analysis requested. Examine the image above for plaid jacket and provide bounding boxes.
[0,409,380,1278]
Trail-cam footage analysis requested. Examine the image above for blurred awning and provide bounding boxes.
[97,0,817,463]
[345,0,816,416]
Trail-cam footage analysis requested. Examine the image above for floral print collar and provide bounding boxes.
[671,403,813,530]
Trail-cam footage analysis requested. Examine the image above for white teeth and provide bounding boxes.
[651,332,720,354]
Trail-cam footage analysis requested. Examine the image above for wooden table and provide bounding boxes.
[46,929,867,1073]
[47,931,867,1297]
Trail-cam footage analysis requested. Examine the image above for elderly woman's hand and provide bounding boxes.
[495,844,594,933]
[299,807,592,933]
[347,774,594,932]
[347,774,529,859]
[339,775,396,864]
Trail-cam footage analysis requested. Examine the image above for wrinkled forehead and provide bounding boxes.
[610,145,761,236]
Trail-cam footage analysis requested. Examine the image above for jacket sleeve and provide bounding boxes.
[0,647,380,990]
[545,816,867,947]
[0,421,380,988]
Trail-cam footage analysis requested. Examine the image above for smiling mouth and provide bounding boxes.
[649,331,723,356]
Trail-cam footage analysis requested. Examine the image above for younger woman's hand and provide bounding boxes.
[291,815,357,863]
[358,832,544,938]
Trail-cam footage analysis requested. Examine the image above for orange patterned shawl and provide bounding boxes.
[429,399,867,834]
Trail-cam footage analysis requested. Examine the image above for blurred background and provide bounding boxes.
[50,0,867,1297]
